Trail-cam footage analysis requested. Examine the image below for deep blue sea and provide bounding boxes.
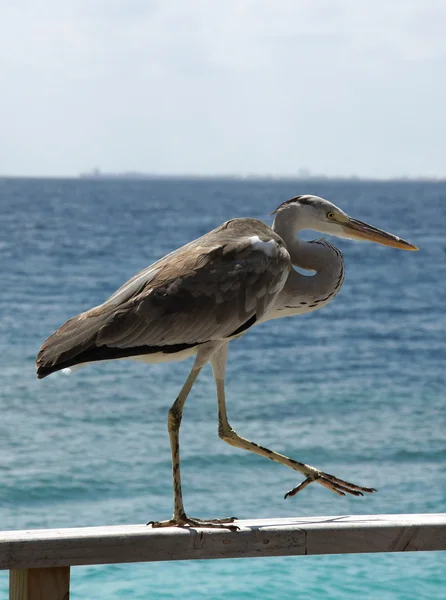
[0,178,445,598]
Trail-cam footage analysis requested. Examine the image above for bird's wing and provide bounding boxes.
[36,219,290,377]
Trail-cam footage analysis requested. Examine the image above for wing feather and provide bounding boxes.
[36,218,290,377]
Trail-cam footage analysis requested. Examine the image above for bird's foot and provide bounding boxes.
[284,470,377,499]
[147,514,239,531]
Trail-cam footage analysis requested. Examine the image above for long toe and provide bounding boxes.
[186,516,239,531]
[147,518,179,528]
[148,516,239,530]
[321,472,377,494]
[285,472,377,499]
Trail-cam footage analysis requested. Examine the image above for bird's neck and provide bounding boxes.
[267,211,345,319]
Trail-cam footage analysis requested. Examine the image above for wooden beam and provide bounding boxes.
[9,567,70,600]
[1,514,445,571]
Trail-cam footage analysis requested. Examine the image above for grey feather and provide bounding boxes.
[36,218,290,377]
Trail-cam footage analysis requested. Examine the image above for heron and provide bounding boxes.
[36,195,417,529]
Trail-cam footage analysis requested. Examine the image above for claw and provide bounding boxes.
[147,516,239,531]
[285,471,377,499]
[284,476,313,499]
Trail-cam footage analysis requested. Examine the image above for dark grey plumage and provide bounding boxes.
[36,218,290,378]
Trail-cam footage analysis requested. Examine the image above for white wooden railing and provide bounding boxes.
[1,513,445,599]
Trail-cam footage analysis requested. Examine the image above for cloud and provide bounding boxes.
[1,0,446,176]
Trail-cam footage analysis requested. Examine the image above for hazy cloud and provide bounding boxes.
[1,0,445,177]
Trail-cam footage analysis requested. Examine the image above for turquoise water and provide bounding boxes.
[0,178,445,598]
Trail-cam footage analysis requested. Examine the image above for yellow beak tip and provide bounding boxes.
[393,241,418,251]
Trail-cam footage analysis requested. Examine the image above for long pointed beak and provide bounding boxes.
[342,218,418,251]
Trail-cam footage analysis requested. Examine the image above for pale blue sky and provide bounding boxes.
[1,0,446,178]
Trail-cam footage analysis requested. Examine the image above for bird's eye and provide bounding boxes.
[327,211,335,219]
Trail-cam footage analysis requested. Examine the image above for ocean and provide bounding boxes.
[0,177,444,599]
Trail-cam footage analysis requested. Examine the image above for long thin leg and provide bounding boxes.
[149,347,237,529]
[210,344,376,498]
[167,363,202,521]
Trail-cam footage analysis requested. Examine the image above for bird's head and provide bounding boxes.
[273,195,418,251]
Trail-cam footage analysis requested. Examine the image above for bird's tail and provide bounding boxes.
[36,310,106,379]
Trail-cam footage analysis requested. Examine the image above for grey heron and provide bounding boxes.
[37,195,417,529]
